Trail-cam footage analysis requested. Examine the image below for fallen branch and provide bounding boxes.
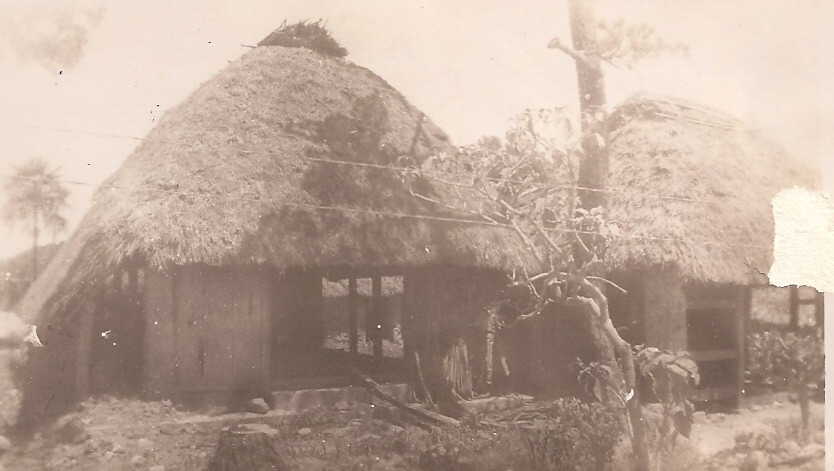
[350,367,459,427]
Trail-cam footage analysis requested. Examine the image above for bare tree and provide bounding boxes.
[404,3,693,469]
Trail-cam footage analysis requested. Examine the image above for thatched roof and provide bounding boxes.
[603,94,819,284]
[16,44,526,324]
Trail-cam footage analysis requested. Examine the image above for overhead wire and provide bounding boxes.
[0,124,772,251]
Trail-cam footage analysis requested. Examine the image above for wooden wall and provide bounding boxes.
[642,269,688,350]
[143,265,273,398]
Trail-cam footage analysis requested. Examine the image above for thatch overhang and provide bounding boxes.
[603,94,820,285]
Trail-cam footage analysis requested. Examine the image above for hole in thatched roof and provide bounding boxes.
[258,19,348,58]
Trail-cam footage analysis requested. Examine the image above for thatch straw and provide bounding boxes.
[258,19,348,57]
[603,93,819,284]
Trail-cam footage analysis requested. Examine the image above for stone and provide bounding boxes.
[51,414,90,444]
[388,425,406,434]
[0,435,12,452]
[741,450,768,471]
[130,454,146,466]
[298,427,313,436]
[334,400,351,411]
[812,430,824,444]
[158,423,181,435]
[136,438,154,450]
[246,398,270,415]
[801,443,825,457]
[149,466,166,471]
[782,440,800,455]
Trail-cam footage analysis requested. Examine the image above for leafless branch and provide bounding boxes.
[547,36,599,70]
[509,218,545,266]
[587,276,627,294]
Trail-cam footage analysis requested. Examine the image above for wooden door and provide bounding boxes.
[175,266,271,393]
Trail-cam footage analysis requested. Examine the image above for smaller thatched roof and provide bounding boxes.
[603,94,819,284]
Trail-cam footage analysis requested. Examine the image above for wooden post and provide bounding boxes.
[372,275,383,364]
[789,285,799,330]
[402,273,413,366]
[814,292,824,329]
[736,287,752,401]
[348,277,358,357]
[75,305,96,401]
[125,264,143,391]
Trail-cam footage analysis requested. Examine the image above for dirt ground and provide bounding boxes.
[0,389,822,471]
[0,346,824,471]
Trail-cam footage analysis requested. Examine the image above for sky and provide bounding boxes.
[0,0,832,259]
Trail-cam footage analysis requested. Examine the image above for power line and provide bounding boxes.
[14,123,144,142]
[8,122,727,204]
[0,170,769,250]
[2,150,719,206]
[260,201,772,251]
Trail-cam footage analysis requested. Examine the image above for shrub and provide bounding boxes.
[417,426,528,471]
[747,329,823,435]
[518,397,622,471]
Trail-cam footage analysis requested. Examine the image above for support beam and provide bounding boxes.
[815,292,824,328]
[789,285,799,330]
[348,277,358,357]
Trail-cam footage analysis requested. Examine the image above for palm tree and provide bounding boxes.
[2,158,69,281]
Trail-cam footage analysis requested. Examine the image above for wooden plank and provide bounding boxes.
[815,293,824,328]
[690,385,737,402]
[75,304,95,400]
[686,298,737,311]
[689,349,737,362]
[736,286,751,400]
[401,273,413,365]
[348,277,358,356]
[372,275,383,361]
[142,268,177,398]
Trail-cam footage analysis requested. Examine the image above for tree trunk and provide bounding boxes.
[207,424,287,471]
[573,280,650,471]
[565,1,649,469]
[569,0,609,213]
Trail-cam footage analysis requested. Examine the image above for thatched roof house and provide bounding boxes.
[15,32,520,427]
[600,94,819,403]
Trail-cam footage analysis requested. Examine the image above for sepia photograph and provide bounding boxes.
[0,1,829,469]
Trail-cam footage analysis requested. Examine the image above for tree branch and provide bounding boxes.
[547,36,600,70]
[576,279,636,393]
